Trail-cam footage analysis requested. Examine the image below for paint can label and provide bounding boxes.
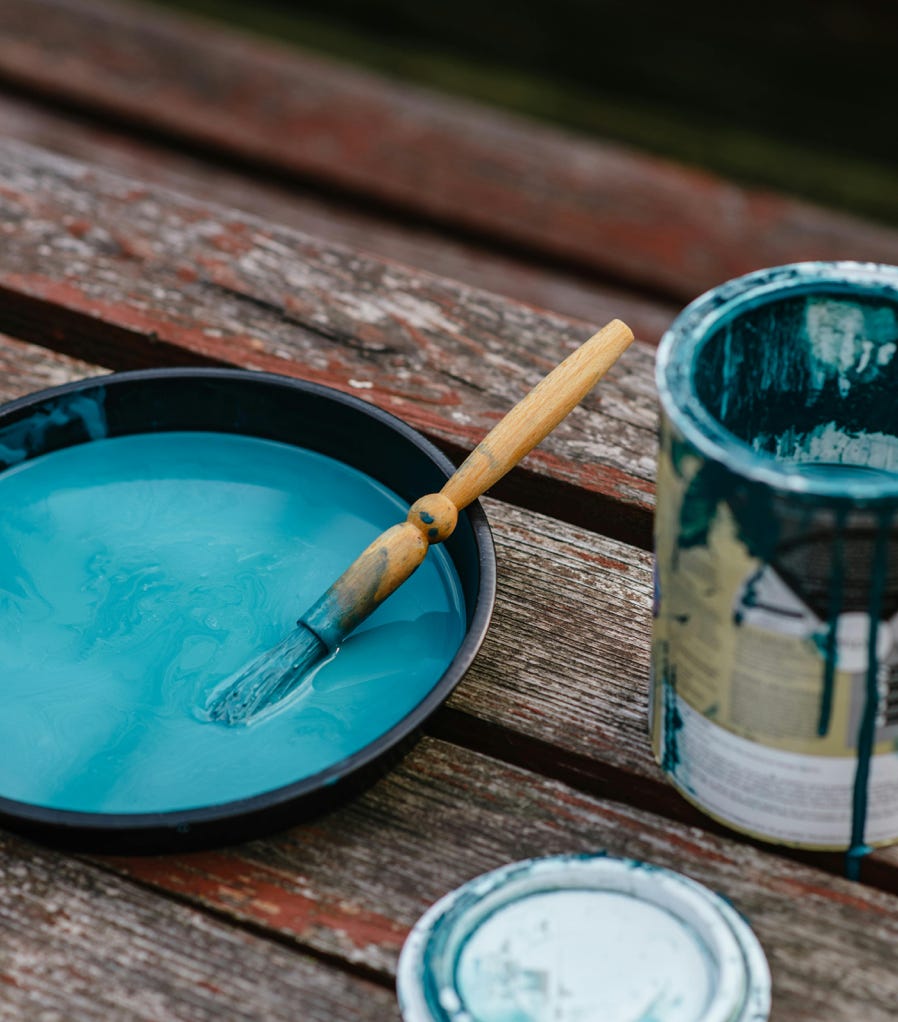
[652,418,898,849]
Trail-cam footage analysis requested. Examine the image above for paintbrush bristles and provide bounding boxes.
[205,499,459,724]
[204,625,327,725]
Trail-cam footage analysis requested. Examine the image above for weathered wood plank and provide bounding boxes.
[458,495,657,785]
[0,139,657,547]
[6,327,898,888]
[0,0,896,303]
[0,331,106,402]
[0,832,398,1021]
[0,329,657,800]
[97,737,898,1022]
[2,325,898,885]
[430,425,898,890]
[0,92,675,342]
[449,495,898,885]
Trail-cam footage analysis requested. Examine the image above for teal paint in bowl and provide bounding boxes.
[652,262,898,861]
[397,855,770,1022]
[0,370,496,851]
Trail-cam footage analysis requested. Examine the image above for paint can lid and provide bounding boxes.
[397,854,770,1022]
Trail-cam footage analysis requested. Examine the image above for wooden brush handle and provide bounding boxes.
[302,320,634,649]
[440,319,633,510]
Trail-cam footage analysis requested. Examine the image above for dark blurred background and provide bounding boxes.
[148,0,898,224]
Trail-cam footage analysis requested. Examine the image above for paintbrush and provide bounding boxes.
[204,319,634,725]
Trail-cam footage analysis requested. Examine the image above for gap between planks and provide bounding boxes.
[0,142,658,548]
[1,332,898,891]
[1,0,897,306]
[0,831,400,1022]
[0,88,677,336]
[89,736,898,1022]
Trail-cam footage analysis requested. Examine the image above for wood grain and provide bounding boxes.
[0,5,896,1015]
[2,330,898,1018]
[1,330,897,885]
[440,320,634,507]
[0,139,657,547]
[0,332,106,401]
[445,495,898,887]
[0,831,398,1021]
[457,495,659,789]
[0,0,896,304]
[0,91,676,341]
[95,737,898,1022]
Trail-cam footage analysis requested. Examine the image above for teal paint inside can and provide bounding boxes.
[653,262,898,863]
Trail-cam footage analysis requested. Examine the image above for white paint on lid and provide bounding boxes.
[456,889,712,1021]
[397,855,770,1022]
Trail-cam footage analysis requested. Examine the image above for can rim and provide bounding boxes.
[656,260,898,504]
[396,853,771,1022]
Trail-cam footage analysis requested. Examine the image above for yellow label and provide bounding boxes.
[651,418,898,848]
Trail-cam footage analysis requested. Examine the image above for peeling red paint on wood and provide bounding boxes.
[1,270,296,371]
[88,738,898,1021]
[764,875,894,916]
[0,0,895,306]
[105,852,408,956]
[0,140,658,544]
[0,833,399,1021]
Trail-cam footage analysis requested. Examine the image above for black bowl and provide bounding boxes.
[0,369,496,852]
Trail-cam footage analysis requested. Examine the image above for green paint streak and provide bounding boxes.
[845,843,872,883]
[673,421,788,567]
[696,296,898,455]
[676,457,779,564]
[734,566,764,627]
[846,515,890,879]
[661,666,682,775]
[817,512,846,737]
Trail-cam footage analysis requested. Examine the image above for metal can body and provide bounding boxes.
[652,263,898,851]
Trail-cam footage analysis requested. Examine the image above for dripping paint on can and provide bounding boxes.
[652,262,898,871]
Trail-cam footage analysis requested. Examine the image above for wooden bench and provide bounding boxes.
[0,2,896,1019]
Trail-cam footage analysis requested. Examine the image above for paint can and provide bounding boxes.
[397,853,771,1022]
[652,262,898,857]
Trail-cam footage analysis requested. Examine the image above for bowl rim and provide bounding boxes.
[0,367,497,848]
